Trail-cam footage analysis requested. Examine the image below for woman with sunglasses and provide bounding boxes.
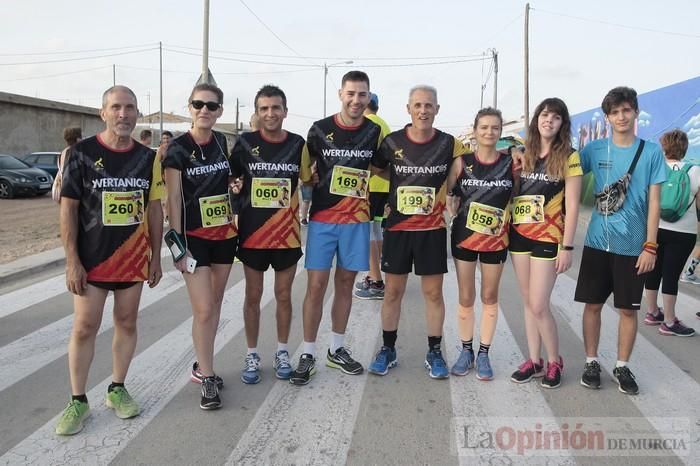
[163,84,237,410]
[509,98,582,389]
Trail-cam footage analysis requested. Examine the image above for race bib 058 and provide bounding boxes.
[466,201,506,235]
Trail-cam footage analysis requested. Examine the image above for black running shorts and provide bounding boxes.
[186,235,238,267]
[508,226,559,260]
[381,228,447,275]
[451,241,507,264]
[574,246,646,310]
[88,281,141,291]
[237,247,303,272]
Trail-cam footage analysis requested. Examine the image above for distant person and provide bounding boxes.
[52,127,82,203]
[643,129,697,336]
[160,130,173,146]
[139,129,153,147]
[355,92,391,300]
[55,85,164,435]
[249,113,259,131]
[575,86,666,395]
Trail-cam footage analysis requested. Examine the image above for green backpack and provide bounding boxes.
[660,163,693,222]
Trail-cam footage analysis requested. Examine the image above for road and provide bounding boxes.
[0,221,699,465]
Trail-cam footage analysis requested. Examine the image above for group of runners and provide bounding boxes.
[54,71,695,436]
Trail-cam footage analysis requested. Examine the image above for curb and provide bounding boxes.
[0,248,65,287]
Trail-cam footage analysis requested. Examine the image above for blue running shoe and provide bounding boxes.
[450,348,475,376]
[368,346,397,375]
[425,349,449,379]
[241,353,261,384]
[273,350,293,380]
[475,352,493,381]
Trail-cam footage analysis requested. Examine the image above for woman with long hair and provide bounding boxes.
[509,98,582,389]
[163,84,237,409]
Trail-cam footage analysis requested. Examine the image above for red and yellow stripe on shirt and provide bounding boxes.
[242,193,301,248]
[188,223,238,241]
[87,228,150,282]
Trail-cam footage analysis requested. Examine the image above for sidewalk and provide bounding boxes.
[0,247,64,286]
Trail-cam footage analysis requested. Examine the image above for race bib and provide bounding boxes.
[466,202,506,235]
[397,186,435,215]
[512,195,545,224]
[251,177,291,209]
[329,165,369,199]
[102,190,144,226]
[199,193,232,228]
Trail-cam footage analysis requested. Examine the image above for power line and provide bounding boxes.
[533,8,700,39]
[164,48,318,67]
[0,47,159,66]
[238,0,306,58]
[0,65,110,82]
[0,43,158,57]
[119,64,317,76]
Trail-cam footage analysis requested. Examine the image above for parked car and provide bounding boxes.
[19,151,61,178]
[0,154,53,199]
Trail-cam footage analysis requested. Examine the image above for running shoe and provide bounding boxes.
[659,318,696,337]
[354,282,385,300]
[541,357,564,389]
[273,350,294,380]
[510,358,544,383]
[580,360,601,389]
[643,308,664,325]
[290,353,316,385]
[450,348,475,376]
[200,376,222,410]
[368,346,397,375]
[355,276,372,291]
[105,386,139,419]
[425,349,449,379]
[191,362,224,389]
[55,400,90,436]
[327,347,364,375]
[241,353,262,384]
[475,352,494,381]
[680,272,700,284]
[612,366,639,395]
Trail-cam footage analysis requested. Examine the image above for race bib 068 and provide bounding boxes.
[329,165,369,199]
[512,195,545,224]
[251,177,291,209]
[396,186,435,215]
[102,190,144,226]
[199,193,232,228]
[466,201,506,235]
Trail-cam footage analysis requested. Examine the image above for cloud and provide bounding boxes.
[638,120,650,127]
[684,113,700,130]
[639,110,652,119]
[689,136,700,147]
[687,127,700,140]
[593,111,601,118]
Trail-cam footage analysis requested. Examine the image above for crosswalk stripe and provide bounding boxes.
[0,271,185,393]
[552,274,699,463]
[0,265,303,465]
[227,293,382,465]
[443,265,575,465]
[0,248,170,320]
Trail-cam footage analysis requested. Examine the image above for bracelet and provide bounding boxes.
[643,241,658,249]
[643,247,657,255]
[562,245,574,251]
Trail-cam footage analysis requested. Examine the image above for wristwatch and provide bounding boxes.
[562,245,574,251]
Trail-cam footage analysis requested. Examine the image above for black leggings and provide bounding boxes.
[645,228,696,295]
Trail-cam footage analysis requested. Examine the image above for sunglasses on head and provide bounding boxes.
[190,100,221,111]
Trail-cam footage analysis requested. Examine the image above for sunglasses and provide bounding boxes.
[190,100,221,111]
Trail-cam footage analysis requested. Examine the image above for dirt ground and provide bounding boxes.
[0,194,61,264]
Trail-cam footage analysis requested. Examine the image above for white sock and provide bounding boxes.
[665,320,675,326]
[303,341,316,357]
[247,347,257,355]
[586,357,598,364]
[615,360,628,368]
[330,332,345,354]
[277,342,289,353]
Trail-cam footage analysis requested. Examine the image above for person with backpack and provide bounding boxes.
[643,129,698,336]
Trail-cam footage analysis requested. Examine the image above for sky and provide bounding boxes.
[2,0,699,138]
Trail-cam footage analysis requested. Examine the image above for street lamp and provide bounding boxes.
[323,60,354,117]
[235,98,247,134]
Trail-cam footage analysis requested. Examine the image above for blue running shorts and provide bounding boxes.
[305,221,370,271]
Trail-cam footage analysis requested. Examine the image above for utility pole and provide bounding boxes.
[196,0,217,86]
[492,49,498,108]
[524,3,530,126]
[235,97,240,134]
[112,64,116,86]
[159,41,163,137]
[323,63,328,118]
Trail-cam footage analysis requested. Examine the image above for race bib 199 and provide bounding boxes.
[199,193,232,228]
[329,165,369,199]
[102,190,144,226]
[512,195,545,224]
[396,186,435,215]
[251,177,291,209]
[466,202,506,235]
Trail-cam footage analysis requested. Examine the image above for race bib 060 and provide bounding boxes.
[512,195,545,224]
[329,165,369,199]
[397,186,435,215]
[466,201,506,235]
[199,193,232,228]
[251,177,291,209]
[102,190,144,226]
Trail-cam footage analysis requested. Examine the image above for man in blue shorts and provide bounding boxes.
[290,71,383,385]
[575,86,666,395]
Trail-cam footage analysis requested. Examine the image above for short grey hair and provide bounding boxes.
[102,85,138,109]
[408,85,438,104]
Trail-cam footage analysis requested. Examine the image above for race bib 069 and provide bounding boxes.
[102,190,144,226]
[199,193,232,228]
[329,165,369,199]
[466,201,506,235]
[251,177,291,209]
[512,195,545,224]
[396,186,435,215]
